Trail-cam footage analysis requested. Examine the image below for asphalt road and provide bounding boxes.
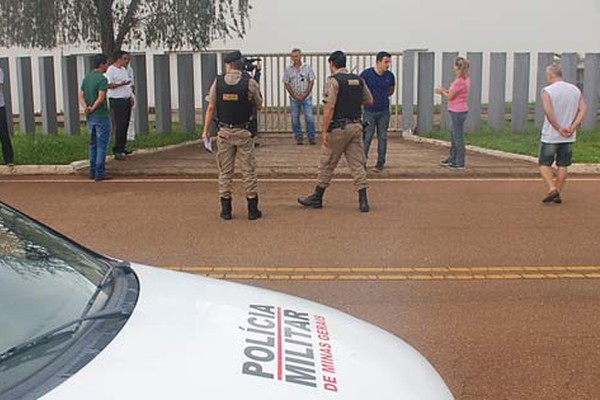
[1,176,599,399]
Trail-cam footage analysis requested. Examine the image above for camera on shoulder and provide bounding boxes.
[244,58,261,72]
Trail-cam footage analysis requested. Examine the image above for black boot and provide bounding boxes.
[220,197,232,220]
[358,188,370,213]
[298,186,326,208]
[247,196,263,220]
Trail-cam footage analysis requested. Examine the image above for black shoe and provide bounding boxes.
[448,164,465,170]
[95,174,113,182]
[554,193,563,204]
[309,138,316,145]
[88,174,95,180]
[247,196,263,220]
[296,140,304,145]
[440,158,452,166]
[220,197,232,220]
[124,149,133,155]
[358,188,370,213]
[298,186,326,209]
[542,190,560,203]
[373,165,384,173]
[114,153,127,161]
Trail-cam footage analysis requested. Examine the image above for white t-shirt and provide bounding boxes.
[0,68,5,108]
[541,80,582,144]
[105,65,133,99]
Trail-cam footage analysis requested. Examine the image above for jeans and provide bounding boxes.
[88,116,112,179]
[363,109,390,168]
[449,111,468,167]
[290,96,316,141]
[0,106,14,164]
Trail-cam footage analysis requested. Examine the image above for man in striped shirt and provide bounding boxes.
[283,49,316,145]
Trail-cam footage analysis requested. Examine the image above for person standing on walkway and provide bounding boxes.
[125,56,136,145]
[106,50,134,160]
[283,48,317,145]
[436,57,471,170]
[298,50,374,213]
[0,66,14,166]
[202,50,264,220]
[538,63,587,204]
[361,51,395,173]
[79,54,112,181]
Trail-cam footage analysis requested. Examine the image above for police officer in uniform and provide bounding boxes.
[202,50,264,220]
[298,50,374,212]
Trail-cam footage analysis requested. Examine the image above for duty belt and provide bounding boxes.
[218,122,250,129]
[328,118,362,132]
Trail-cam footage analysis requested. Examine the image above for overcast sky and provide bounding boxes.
[211,0,600,53]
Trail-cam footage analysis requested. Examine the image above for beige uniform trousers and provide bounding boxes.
[217,128,258,198]
[317,123,368,190]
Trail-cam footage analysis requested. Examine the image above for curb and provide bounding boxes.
[404,134,600,174]
[2,136,599,176]
[0,164,76,175]
[0,139,202,176]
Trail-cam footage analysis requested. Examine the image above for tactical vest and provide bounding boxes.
[216,74,252,125]
[332,73,363,120]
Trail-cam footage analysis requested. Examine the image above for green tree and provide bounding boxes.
[0,0,250,58]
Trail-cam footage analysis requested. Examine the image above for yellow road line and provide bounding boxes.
[171,265,600,273]
[164,265,600,281]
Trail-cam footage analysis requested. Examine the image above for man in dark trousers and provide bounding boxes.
[105,50,134,160]
[298,50,374,213]
[202,50,264,220]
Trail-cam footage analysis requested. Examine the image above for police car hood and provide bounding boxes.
[41,264,454,400]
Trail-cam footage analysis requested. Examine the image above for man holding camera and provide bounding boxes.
[298,50,374,213]
[202,50,264,221]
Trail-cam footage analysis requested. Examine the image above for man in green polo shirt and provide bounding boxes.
[79,54,112,181]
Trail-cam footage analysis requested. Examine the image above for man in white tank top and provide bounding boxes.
[539,63,587,204]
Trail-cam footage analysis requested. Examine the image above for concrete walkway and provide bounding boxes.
[98,133,542,178]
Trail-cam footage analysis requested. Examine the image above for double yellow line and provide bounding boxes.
[166,265,600,281]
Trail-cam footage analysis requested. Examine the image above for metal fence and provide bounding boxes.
[1,50,599,136]
[246,52,405,132]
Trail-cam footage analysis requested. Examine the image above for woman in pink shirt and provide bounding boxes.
[436,57,471,169]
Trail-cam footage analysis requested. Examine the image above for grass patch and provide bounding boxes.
[11,123,199,165]
[426,123,600,164]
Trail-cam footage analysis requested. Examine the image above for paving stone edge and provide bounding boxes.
[0,139,202,176]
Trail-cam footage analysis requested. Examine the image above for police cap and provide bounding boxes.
[224,50,243,64]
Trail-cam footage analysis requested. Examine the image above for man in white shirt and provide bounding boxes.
[105,50,135,160]
[539,63,587,204]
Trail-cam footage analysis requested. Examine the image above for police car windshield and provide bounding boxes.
[0,203,110,362]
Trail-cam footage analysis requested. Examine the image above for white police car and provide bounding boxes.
[0,201,454,400]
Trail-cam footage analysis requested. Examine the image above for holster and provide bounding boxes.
[248,117,258,137]
[328,118,362,133]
